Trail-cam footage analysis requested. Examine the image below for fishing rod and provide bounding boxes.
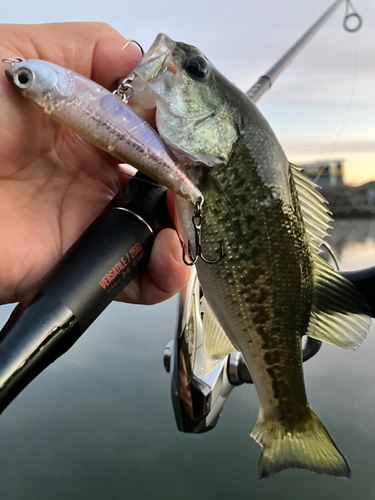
[247,0,361,102]
[0,0,370,419]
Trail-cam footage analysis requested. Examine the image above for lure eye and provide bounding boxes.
[14,68,34,89]
[184,56,209,80]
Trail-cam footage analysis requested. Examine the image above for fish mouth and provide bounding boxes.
[134,33,177,83]
[129,34,181,120]
[131,34,211,124]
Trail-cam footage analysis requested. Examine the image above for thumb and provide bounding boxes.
[1,22,142,89]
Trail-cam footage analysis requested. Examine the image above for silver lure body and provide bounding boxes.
[5,59,201,204]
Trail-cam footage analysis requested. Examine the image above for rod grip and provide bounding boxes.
[0,173,172,412]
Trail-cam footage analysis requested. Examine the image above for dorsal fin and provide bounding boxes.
[291,164,371,350]
[291,164,333,250]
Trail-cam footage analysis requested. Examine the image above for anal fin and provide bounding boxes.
[201,296,237,358]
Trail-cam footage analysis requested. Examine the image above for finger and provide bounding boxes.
[1,22,142,89]
[116,228,191,305]
[0,23,144,175]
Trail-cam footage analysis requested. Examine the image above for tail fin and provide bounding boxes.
[251,408,350,479]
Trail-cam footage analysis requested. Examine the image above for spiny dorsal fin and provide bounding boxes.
[290,164,333,251]
[290,163,371,350]
[201,296,237,358]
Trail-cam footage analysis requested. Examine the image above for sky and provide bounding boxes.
[3,0,375,185]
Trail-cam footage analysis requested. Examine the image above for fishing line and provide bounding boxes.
[314,4,361,184]
[321,241,340,270]
[326,31,359,161]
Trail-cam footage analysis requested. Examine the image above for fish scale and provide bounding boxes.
[195,139,311,426]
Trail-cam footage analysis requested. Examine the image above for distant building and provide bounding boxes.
[297,160,375,218]
[323,181,375,218]
[301,160,344,189]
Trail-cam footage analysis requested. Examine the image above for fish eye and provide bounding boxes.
[14,68,34,89]
[183,56,209,80]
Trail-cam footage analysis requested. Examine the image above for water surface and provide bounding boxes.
[0,219,374,499]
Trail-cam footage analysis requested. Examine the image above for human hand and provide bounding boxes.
[0,23,190,306]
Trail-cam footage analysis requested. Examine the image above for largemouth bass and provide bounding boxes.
[132,34,371,478]
[4,59,201,204]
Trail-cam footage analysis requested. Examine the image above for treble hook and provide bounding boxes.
[113,39,144,103]
[121,39,145,57]
[182,198,225,266]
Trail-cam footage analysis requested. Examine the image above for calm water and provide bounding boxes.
[0,219,374,499]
